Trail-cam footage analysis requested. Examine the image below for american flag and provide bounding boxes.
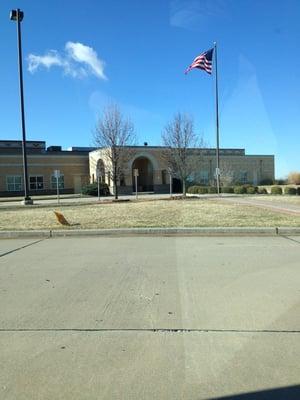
[185,48,214,75]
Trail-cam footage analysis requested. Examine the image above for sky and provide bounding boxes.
[0,0,299,178]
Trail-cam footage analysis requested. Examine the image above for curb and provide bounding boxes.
[0,227,300,239]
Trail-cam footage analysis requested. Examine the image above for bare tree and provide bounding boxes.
[93,104,136,199]
[219,160,235,187]
[161,112,202,196]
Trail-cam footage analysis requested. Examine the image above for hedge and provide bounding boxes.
[208,186,217,194]
[284,187,297,195]
[271,186,282,195]
[257,187,268,194]
[246,186,257,194]
[233,186,247,194]
[81,182,110,196]
[221,187,234,193]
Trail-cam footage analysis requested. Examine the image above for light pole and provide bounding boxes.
[10,9,33,205]
[168,167,172,198]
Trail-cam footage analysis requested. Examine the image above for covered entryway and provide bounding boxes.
[132,157,154,192]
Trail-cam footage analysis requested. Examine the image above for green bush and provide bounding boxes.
[221,187,234,193]
[246,186,257,194]
[208,186,217,194]
[297,187,300,195]
[234,186,247,194]
[187,186,198,194]
[284,187,296,195]
[271,186,282,195]
[197,186,208,194]
[187,186,208,194]
[257,187,268,194]
[81,182,110,196]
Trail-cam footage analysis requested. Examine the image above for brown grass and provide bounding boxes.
[1,198,300,230]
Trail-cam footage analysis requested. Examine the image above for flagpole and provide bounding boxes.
[214,41,220,195]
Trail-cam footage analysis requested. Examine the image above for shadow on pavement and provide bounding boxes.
[209,385,300,400]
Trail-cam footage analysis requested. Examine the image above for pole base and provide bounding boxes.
[21,197,33,205]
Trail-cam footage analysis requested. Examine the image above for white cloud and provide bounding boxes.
[27,42,107,80]
[28,50,64,73]
[65,42,106,80]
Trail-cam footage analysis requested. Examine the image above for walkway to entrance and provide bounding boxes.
[132,157,154,192]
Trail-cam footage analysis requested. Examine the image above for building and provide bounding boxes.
[0,140,91,197]
[0,140,275,196]
[90,145,275,194]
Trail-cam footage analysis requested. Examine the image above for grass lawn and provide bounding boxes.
[248,195,300,204]
[1,198,300,230]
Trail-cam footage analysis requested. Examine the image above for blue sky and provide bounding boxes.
[0,0,299,178]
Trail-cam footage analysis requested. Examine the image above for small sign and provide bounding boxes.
[54,170,61,178]
[96,169,100,179]
[215,168,220,176]
[133,169,139,177]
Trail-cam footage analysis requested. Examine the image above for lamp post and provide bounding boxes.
[10,9,33,205]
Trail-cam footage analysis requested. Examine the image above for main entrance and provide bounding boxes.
[132,157,154,192]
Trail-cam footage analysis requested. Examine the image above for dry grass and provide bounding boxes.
[248,195,300,205]
[1,198,300,231]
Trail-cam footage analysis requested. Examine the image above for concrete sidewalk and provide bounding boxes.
[0,236,299,399]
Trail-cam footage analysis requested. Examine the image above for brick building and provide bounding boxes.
[89,145,275,195]
[0,140,275,196]
[0,140,91,197]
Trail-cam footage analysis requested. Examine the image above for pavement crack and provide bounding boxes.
[279,235,300,245]
[0,238,48,258]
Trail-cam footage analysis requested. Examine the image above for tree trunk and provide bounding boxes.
[113,176,118,199]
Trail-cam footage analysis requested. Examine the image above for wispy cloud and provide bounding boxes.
[27,42,107,80]
[170,0,227,30]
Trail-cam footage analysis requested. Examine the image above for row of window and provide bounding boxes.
[189,171,248,185]
[6,175,65,191]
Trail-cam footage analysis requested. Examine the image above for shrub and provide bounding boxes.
[246,186,257,194]
[197,186,208,194]
[187,186,198,194]
[259,178,274,185]
[271,186,282,195]
[221,186,234,193]
[81,182,110,196]
[288,172,300,185]
[257,187,268,194]
[208,186,217,194]
[234,186,247,194]
[187,186,208,194]
[284,187,296,195]
[297,187,300,196]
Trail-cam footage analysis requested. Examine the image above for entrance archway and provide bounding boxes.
[132,157,153,192]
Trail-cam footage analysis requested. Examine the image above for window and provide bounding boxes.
[240,171,248,184]
[30,176,44,190]
[161,170,167,185]
[120,173,126,186]
[51,174,64,189]
[199,170,209,185]
[6,175,22,191]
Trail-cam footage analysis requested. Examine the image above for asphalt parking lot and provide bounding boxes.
[0,236,299,399]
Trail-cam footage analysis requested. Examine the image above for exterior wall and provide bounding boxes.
[0,152,89,196]
[89,146,275,194]
[1,142,274,197]
[89,147,171,194]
